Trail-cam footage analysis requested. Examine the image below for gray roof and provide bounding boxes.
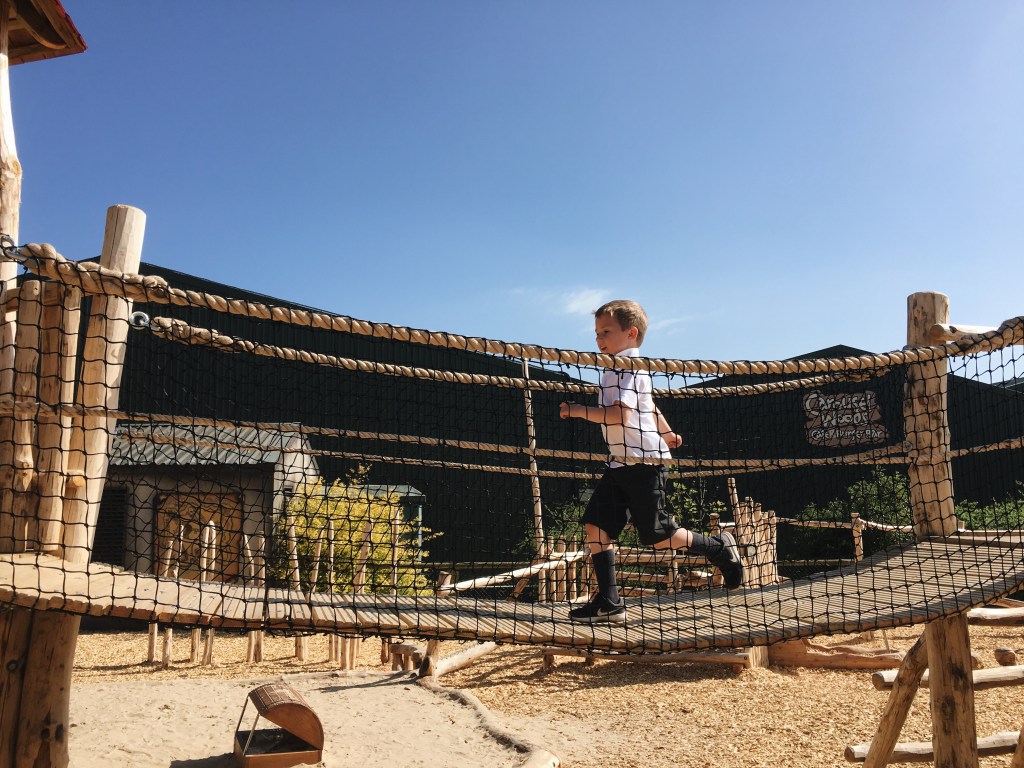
[109,423,311,468]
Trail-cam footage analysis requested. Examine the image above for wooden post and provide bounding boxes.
[62,206,147,559]
[0,0,21,398]
[284,511,306,662]
[35,283,80,551]
[1,206,145,768]
[567,536,578,601]
[851,512,864,562]
[905,291,977,767]
[201,522,217,666]
[520,359,546,598]
[9,280,41,550]
[160,526,181,669]
[0,20,25,762]
[390,501,399,593]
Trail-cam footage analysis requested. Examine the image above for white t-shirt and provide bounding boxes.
[599,348,672,467]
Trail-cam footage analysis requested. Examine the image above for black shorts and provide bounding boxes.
[581,464,678,546]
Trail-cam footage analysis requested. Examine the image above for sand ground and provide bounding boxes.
[66,623,1024,767]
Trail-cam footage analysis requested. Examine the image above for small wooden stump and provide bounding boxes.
[391,643,424,671]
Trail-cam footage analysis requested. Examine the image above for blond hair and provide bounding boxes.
[594,299,649,345]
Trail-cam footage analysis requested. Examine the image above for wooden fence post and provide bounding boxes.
[905,291,977,767]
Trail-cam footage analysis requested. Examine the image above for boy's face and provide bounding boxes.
[594,313,639,355]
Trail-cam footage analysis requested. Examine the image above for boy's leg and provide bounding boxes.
[626,466,744,590]
[570,523,626,623]
[571,478,628,624]
[585,524,620,604]
[653,527,744,590]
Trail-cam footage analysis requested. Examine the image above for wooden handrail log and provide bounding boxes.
[438,551,589,593]
[774,517,914,533]
[929,323,999,343]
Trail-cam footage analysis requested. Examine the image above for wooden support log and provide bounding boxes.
[769,639,904,671]
[848,731,1021,763]
[873,664,1024,692]
[857,635,928,767]
[967,606,1024,626]
[1012,726,1024,768]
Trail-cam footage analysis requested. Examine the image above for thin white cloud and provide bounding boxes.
[648,315,689,335]
[561,288,611,316]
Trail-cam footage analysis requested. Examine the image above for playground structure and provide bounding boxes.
[0,220,1022,768]
[1,8,1024,768]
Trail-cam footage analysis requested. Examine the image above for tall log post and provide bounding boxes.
[0,0,19,555]
[36,284,81,551]
[0,0,20,396]
[905,291,977,768]
[1,206,145,768]
[9,280,40,549]
[62,207,146,559]
[520,359,547,600]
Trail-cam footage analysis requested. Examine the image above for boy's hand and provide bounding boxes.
[664,432,683,449]
[559,402,573,419]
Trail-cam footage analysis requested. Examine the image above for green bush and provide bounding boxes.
[269,471,432,595]
[956,482,1024,531]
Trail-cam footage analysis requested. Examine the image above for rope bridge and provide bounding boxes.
[2,237,1024,657]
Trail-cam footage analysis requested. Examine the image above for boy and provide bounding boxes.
[559,299,744,623]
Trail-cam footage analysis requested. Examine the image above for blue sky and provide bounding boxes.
[10,2,1024,361]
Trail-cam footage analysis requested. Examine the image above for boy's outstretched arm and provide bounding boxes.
[559,401,630,425]
[655,406,682,449]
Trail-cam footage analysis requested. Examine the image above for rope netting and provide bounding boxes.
[2,239,1024,653]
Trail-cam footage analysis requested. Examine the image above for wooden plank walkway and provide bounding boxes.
[2,536,1023,653]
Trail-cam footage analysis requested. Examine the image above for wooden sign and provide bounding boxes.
[803,390,888,447]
